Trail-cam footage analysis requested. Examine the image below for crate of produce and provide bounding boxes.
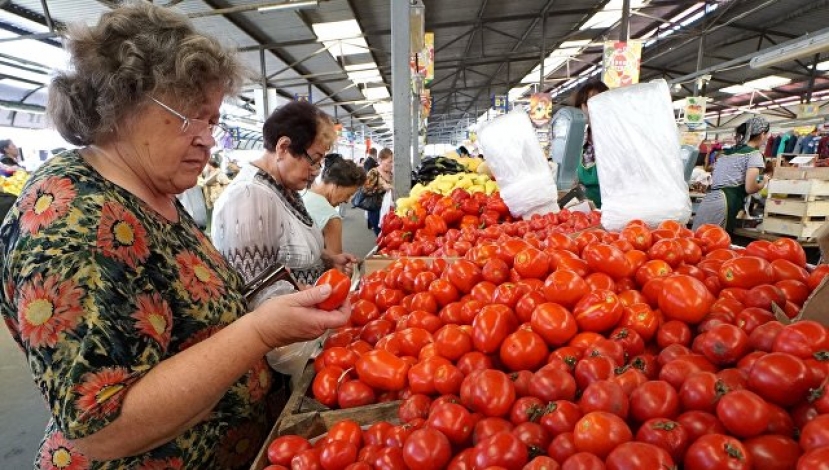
[250,401,401,470]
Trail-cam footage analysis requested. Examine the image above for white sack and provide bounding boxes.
[477,110,559,217]
[589,80,692,230]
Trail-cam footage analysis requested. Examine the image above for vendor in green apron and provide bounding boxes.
[574,80,609,208]
[692,116,770,234]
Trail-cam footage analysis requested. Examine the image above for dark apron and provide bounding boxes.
[721,185,748,234]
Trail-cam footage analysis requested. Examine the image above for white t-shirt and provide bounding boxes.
[302,190,341,232]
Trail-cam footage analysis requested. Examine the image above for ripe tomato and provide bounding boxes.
[500,329,549,371]
[474,431,529,470]
[635,419,689,463]
[574,355,616,390]
[319,440,358,470]
[542,270,589,309]
[716,389,770,438]
[573,289,624,332]
[471,304,518,354]
[431,364,463,396]
[350,300,380,327]
[605,442,676,470]
[610,327,645,357]
[292,448,323,470]
[697,324,750,366]
[509,396,546,425]
[402,428,451,470]
[800,414,829,452]
[457,351,493,376]
[561,452,604,470]
[445,260,483,294]
[529,366,577,402]
[772,321,829,359]
[719,257,774,289]
[676,410,725,443]
[408,356,450,395]
[578,380,629,419]
[426,402,474,446]
[510,369,534,397]
[768,237,807,267]
[523,456,561,470]
[513,421,551,451]
[313,366,346,408]
[610,366,648,396]
[746,352,810,407]
[635,259,673,287]
[531,303,578,347]
[743,435,802,470]
[658,275,715,324]
[355,350,410,391]
[269,435,313,466]
[398,394,431,424]
[461,369,516,418]
[770,258,809,283]
[337,380,376,409]
[696,224,731,253]
[584,272,616,292]
[583,243,633,280]
[676,237,704,265]
[622,224,653,251]
[629,380,680,422]
[493,283,526,309]
[776,280,810,306]
[684,434,752,470]
[514,248,551,280]
[656,320,692,348]
[434,324,473,361]
[798,447,829,470]
[584,338,626,367]
[573,411,633,460]
[315,269,351,310]
[679,371,723,413]
[619,303,659,342]
[539,400,583,436]
[648,238,684,267]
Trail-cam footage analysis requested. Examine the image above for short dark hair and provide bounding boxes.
[457,146,470,156]
[263,100,335,154]
[0,140,11,154]
[574,80,609,109]
[378,148,393,161]
[322,157,367,187]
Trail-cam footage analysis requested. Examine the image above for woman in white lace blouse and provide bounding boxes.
[211,101,357,285]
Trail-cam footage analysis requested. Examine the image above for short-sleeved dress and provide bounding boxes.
[0,151,274,469]
[301,191,340,233]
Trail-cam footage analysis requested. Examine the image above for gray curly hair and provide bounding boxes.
[47,1,247,146]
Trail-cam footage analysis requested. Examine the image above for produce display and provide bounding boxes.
[0,170,29,196]
[399,174,499,215]
[413,157,470,186]
[379,188,601,256]
[265,221,829,469]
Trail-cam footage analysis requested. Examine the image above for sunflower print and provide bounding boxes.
[0,151,274,469]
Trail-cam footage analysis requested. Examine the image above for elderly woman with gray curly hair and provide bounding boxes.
[0,2,350,469]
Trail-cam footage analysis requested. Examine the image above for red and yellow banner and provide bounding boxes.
[602,41,642,89]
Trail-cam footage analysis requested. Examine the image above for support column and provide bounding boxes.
[694,34,706,96]
[260,48,269,120]
[412,83,421,168]
[540,14,547,90]
[392,0,413,197]
[620,0,631,42]
[806,53,820,103]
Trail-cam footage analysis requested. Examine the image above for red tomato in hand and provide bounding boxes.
[316,269,351,310]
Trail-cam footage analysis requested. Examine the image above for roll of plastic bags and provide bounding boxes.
[477,110,559,217]
[589,80,692,231]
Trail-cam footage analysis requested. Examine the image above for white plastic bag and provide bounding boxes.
[477,110,559,217]
[248,281,321,385]
[589,80,692,231]
[378,190,394,229]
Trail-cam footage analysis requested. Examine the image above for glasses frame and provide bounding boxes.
[300,150,326,169]
[151,97,229,137]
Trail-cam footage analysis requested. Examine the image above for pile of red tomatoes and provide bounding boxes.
[267,220,829,470]
[377,189,601,257]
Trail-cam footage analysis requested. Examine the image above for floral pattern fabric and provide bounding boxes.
[0,150,273,469]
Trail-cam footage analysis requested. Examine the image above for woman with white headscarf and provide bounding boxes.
[693,116,771,233]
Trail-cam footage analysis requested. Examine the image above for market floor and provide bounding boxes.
[0,205,378,468]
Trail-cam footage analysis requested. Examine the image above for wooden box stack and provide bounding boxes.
[762,167,829,241]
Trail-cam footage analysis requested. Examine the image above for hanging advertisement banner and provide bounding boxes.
[602,41,642,89]
[493,95,509,115]
[680,131,707,148]
[797,103,820,120]
[529,93,553,128]
[424,32,434,85]
[684,96,707,130]
[420,89,432,119]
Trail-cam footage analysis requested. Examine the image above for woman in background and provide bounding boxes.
[364,148,393,236]
[303,154,366,254]
[693,116,770,234]
[574,80,609,208]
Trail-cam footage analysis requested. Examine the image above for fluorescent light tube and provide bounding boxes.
[259,1,318,12]
[750,27,829,69]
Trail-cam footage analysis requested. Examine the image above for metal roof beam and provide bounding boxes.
[441,0,490,115]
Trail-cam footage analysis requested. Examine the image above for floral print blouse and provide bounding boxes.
[0,151,274,469]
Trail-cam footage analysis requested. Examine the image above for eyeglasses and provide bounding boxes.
[301,150,325,169]
[151,97,230,138]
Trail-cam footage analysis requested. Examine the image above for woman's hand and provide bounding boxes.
[323,250,358,277]
[249,285,350,349]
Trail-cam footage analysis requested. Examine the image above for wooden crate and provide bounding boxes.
[772,167,829,181]
[250,401,401,470]
[766,179,829,202]
[761,216,825,241]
